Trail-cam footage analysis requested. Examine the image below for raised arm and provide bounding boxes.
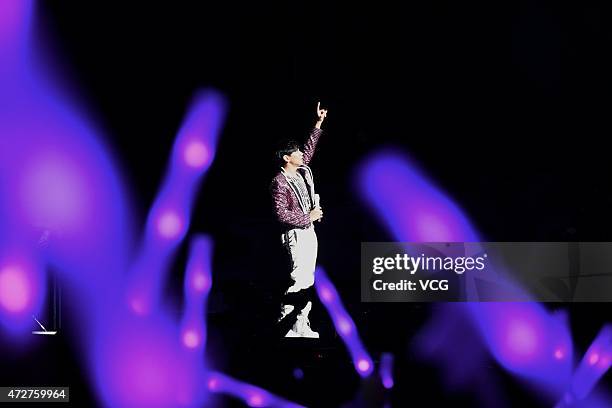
[302,101,328,165]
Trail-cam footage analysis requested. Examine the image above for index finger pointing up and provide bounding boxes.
[317,101,320,112]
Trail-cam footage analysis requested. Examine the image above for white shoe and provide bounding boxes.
[284,324,319,338]
[298,319,319,339]
[287,315,319,339]
[282,301,319,339]
[285,328,301,337]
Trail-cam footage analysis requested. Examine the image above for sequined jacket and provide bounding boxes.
[270,127,323,229]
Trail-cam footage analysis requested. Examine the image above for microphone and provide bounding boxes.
[314,194,321,222]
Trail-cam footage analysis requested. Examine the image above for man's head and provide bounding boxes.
[276,140,304,168]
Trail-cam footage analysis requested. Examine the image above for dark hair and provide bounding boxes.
[275,140,301,165]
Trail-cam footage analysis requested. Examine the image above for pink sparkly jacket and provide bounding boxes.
[271,128,323,229]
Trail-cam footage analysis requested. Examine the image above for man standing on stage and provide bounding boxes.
[271,102,327,338]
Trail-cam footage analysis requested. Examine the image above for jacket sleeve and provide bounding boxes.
[302,127,323,166]
[271,178,311,228]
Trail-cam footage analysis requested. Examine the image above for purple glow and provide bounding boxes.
[504,318,539,359]
[248,392,266,407]
[358,151,575,398]
[315,266,374,378]
[207,376,219,391]
[92,309,203,408]
[0,251,44,335]
[0,1,30,39]
[569,325,612,400]
[1,106,133,288]
[0,4,306,408]
[184,236,213,295]
[192,272,209,292]
[180,235,213,354]
[20,156,88,228]
[0,0,26,40]
[183,141,210,168]
[357,358,371,374]
[338,318,353,335]
[293,368,304,380]
[319,287,334,302]
[380,353,394,389]
[172,91,225,168]
[0,266,31,312]
[467,303,573,387]
[156,210,184,239]
[128,296,148,316]
[0,0,32,73]
[182,330,200,349]
[357,150,479,242]
[357,150,529,302]
[206,372,305,408]
[0,0,133,287]
[126,93,226,314]
[554,348,566,361]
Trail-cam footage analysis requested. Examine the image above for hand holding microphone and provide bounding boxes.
[309,194,323,222]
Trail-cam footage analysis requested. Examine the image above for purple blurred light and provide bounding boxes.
[206,371,305,408]
[357,358,371,374]
[192,272,209,292]
[554,348,566,361]
[0,4,307,407]
[180,235,213,354]
[156,210,184,239]
[207,376,219,391]
[468,303,573,386]
[19,155,88,229]
[0,265,31,312]
[568,325,612,401]
[0,251,44,335]
[338,318,352,335]
[293,368,304,380]
[357,150,479,242]
[92,310,203,408]
[504,318,539,359]
[0,0,32,72]
[319,287,333,302]
[185,237,213,295]
[315,266,374,378]
[358,150,575,398]
[128,296,148,316]
[172,90,226,173]
[183,141,210,168]
[247,391,266,407]
[182,329,200,349]
[380,353,394,390]
[126,94,226,314]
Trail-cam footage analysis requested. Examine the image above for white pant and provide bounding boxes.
[279,225,318,329]
[282,225,318,293]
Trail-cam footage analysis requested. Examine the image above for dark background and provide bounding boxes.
[3,1,612,406]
